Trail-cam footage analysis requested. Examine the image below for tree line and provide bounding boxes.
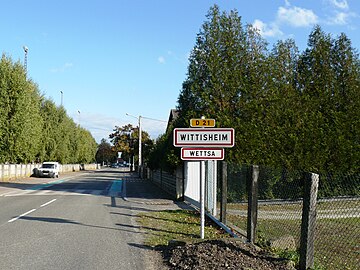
[0,53,97,164]
[149,5,360,175]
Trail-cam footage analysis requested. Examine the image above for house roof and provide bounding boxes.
[166,109,179,133]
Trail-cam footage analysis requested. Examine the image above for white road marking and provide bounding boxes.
[40,199,57,208]
[8,199,57,223]
[8,209,36,223]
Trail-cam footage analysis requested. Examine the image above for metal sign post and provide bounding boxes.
[200,160,205,239]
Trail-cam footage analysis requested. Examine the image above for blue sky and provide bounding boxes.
[1,0,359,143]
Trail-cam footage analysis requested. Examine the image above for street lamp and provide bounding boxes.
[23,46,28,75]
[77,110,81,126]
[60,91,63,106]
[126,113,142,173]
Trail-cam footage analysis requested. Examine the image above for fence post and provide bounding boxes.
[220,161,227,224]
[247,165,259,244]
[1,164,4,182]
[299,172,319,270]
[160,168,163,189]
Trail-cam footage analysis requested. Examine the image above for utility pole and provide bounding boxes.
[126,113,166,177]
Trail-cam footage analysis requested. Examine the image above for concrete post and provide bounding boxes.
[220,161,227,224]
[247,165,259,244]
[299,172,319,270]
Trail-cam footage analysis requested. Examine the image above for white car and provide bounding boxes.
[37,162,60,178]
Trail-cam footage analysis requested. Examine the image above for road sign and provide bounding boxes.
[190,118,215,127]
[173,128,235,147]
[181,148,224,160]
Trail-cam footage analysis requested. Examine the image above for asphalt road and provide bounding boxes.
[0,169,171,270]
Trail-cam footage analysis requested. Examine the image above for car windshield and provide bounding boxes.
[41,164,55,169]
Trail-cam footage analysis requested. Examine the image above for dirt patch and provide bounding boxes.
[158,239,296,270]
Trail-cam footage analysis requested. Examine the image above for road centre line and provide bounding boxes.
[8,209,36,223]
[40,198,57,208]
[7,198,57,223]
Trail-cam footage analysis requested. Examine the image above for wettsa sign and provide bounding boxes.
[181,148,224,160]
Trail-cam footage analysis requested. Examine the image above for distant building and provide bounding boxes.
[166,109,179,133]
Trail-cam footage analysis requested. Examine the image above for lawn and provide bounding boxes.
[137,209,230,247]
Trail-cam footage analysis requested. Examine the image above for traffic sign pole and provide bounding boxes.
[200,160,205,239]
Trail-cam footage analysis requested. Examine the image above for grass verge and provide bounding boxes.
[137,209,230,247]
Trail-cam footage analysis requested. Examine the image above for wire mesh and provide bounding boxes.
[217,163,360,269]
[206,160,217,216]
[256,167,303,252]
[221,163,249,236]
[315,172,360,270]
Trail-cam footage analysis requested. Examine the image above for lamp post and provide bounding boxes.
[23,46,28,75]
[126,113,142,174]
[77,110,81,126]
[60,91,63,106]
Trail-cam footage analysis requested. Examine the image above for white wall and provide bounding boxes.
[0,163,100,181]
[184,160,217,215]
[184,161,201,206]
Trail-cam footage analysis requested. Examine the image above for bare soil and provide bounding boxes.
[157,239,296,270]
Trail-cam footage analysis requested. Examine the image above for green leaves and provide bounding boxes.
[173,6,359,174]
[109,124,153,165]
[0,54,97,164]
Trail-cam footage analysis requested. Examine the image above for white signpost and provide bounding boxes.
[173,119,235,239]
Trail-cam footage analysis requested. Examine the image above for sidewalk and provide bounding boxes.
[119,172,192,211]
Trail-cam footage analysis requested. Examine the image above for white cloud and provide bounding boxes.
[158,56,165,64]
[253,19,283,37]
[332,12,349,25]
[252,2,319,39]
[72,112,166,143]
[277,5,318,27]
[329,0,349,10]
[50,62,73,73]
[325,0,357,26]
[326,10,357,25]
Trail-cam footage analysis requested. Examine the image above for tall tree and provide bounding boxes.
[266,39,300,169]
[297,26,332,171]
[329,33,360,172]
[109,124,153,166]
[0,54,43,163]
[96,139,116,165]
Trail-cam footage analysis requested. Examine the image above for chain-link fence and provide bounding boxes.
[219,163,360,270]
[315,172,360,270]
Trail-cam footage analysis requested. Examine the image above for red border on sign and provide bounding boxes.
[173,128,235,147]
[181,148,224,160]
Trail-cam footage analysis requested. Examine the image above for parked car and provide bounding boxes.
[37,162,60,178]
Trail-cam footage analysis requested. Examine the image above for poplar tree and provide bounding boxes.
[297,26,337,171]
[330,33,360,172]
[267,39,300,169]
[0,54,43,163]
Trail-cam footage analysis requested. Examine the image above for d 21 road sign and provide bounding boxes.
[190,118,215,127]
[181,148,224,160]
[173,128,235,147]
